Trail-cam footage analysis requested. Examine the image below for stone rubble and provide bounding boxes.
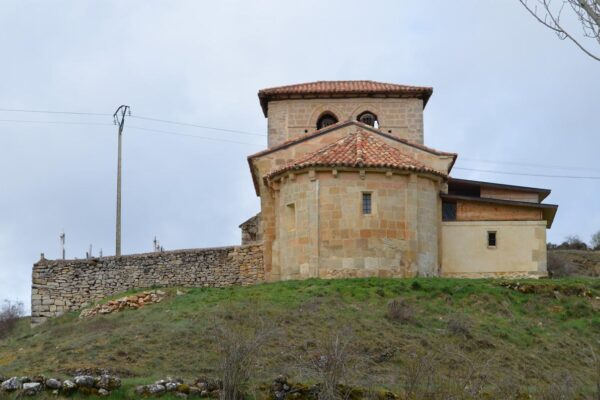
[267,375,399,400]
[136,376,222,398]
[45,378,61,389]
[0,374,121,397]
[1,376,22,391]
[79,290,166,318]
[1,373,403,398]
[22,382,42,396]
[499,281,593,297]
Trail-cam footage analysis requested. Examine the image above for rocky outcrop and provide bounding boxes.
[31,244,263,325]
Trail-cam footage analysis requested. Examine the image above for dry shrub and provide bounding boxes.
[386,299,415,324]
[314,329,353,400]
[446,313,473,338]
[300,326,359,400]
[588,345,600,400]
[0,300,24,338]
[212,315,273,400]
[547,252,578,278]
[538,373,575,400]
[449,349,494,398]
[401,350,439,400]
[399,347,495,400]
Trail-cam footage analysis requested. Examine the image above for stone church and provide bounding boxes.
[241,81,557,280]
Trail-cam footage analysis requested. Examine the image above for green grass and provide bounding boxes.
[1,277,599,398]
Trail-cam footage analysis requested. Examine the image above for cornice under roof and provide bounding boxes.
[257,80,433,117]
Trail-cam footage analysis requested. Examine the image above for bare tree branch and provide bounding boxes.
[519,0,600,61]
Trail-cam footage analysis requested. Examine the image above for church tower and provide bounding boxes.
[257,80,432,147]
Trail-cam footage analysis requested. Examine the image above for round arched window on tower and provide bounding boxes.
[357,111,378,128]
[316,113,338,130]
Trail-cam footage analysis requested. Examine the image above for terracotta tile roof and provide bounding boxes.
[258,80,433,116]
[266,130,447,180]
[247,120,457,195]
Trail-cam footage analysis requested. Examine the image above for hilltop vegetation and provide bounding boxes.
[548,249,600,277]
[1,277,599,399]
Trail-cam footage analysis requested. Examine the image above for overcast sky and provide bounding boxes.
[1,1,598,311]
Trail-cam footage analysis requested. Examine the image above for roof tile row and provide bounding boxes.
[267,130,447,180]
[258,80,433,115]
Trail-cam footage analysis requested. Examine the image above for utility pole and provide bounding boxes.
[59,230,65,260]
[113,105,130,257]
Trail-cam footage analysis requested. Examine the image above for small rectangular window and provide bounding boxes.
[487,231,497,247]
[362,192,372,214]
[442,202,457,221]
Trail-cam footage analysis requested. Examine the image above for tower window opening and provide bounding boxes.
[362,192,372,215]
[316,113,338,130]
[357,111,378,128]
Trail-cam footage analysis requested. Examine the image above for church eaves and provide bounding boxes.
[266,130,448,181]
[247,120,457,195]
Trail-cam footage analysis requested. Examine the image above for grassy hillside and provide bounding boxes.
[1,277,599,399]
[549,250,600,277]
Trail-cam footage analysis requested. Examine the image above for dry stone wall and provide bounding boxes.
[31,244,263,325]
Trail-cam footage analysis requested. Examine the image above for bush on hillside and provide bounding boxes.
[550,235,590,250]
[306,327,356,400]
[538,373,575,400]
[399,347,504,399]
[386,299,415,324]
[547,252,578,278]
[401,350,439,399]
[293,326,366,400]
[446,314,473,339]
[590,346,600,400]
[213,316,272,400]
[0,300,24,338]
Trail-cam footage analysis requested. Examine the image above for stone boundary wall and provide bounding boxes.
[31,244,264,325]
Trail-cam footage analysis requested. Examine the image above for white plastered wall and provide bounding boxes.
[441,220,547,278]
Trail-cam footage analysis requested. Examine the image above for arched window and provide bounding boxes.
[316,113,338,130]
[357,111,378,128]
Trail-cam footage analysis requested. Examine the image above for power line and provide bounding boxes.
[454,167,600,180]
[0,118,263,146]
[130,115,266,137]
[460,157,600,173]
[0,118,113,126]
[0,107,266,137]
[0,108,110,116]
[0,112,597,173]
[127,126,263,146]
